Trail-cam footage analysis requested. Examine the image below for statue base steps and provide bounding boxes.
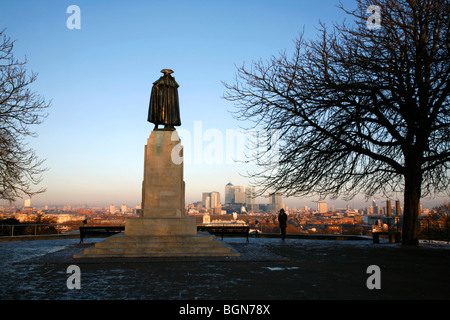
[124,217,197,236]
[73,232,239,258]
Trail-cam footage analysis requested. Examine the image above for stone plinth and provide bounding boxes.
[125,129,194,238]
[125,217,197,236]
[141,129,184,218]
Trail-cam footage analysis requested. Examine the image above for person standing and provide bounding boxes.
[278,208,287,240]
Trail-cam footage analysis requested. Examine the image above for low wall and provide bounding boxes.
[0,233,80,242]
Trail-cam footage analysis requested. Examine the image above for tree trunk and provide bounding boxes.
[402,160,423,246]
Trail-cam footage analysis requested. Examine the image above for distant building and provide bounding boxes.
[224,182,244,205]
[213,206,222,215]
[245,186,255,209]
[269,192,282,212]
[210,192,220,208]
[372,198,380,214]
[225,182,234,204]
[55,214,72,224]
[202,192,211,209]
[395,200,402,215]
[318,202,327,213]
[24,199,31,208]
[386,200,392,217]
[202,191,220,209]
[234,187,245,204]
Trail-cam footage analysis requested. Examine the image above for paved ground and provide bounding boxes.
[1,236,449,304]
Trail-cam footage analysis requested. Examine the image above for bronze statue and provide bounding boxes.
[148,69,181,130]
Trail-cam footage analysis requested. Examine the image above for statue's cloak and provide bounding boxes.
[148,70,181,127]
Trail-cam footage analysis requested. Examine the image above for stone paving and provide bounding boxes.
[1,236,450,301]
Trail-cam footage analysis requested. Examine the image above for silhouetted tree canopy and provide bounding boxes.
[224,0,450,245]
[0,29,50,202]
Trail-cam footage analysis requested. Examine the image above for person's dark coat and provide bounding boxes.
[278,210,287,228]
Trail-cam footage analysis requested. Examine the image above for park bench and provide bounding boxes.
[372,230,401,244]
[79,226,124,243]
[197,225,250,242]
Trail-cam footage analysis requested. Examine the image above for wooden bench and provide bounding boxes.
[79,226,124,243]
[373,231,401,244]
[197,225,249,242]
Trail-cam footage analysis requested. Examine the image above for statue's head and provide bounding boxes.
[161,69,174,76]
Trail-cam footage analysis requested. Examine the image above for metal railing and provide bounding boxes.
[253,223,374,236]
[3,221,448,243]
[0,222,124,237]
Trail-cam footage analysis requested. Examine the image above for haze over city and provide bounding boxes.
[0,0,447,210]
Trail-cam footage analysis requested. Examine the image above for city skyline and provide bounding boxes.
[6,180,447,214]
[0,1,447,211]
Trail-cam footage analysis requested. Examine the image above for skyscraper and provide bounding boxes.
[395,200,401,215]
[318,202,327,213]
[269,192,282,212]
[386,200,392,217]
[234,186,245,204]
[245,186,255,208]
[372,198,379,214]
[210,191,220,208]
[225,182,244,205]
[203,191,220,209]
[225,182,234,204]
[202,192,211,209]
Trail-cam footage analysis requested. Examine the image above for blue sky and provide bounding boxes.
[0,0,445,209]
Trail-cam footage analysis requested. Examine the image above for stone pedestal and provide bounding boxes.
[141,130,184,218]
[125,217,197,236]
[74,129,239,258]
[125,129,194,237]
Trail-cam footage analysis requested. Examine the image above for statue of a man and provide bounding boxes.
[148,69,181,130]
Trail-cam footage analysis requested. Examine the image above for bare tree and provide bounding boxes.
[223,0,450,246]
[0,29,50,202]
[420,201,450,241]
